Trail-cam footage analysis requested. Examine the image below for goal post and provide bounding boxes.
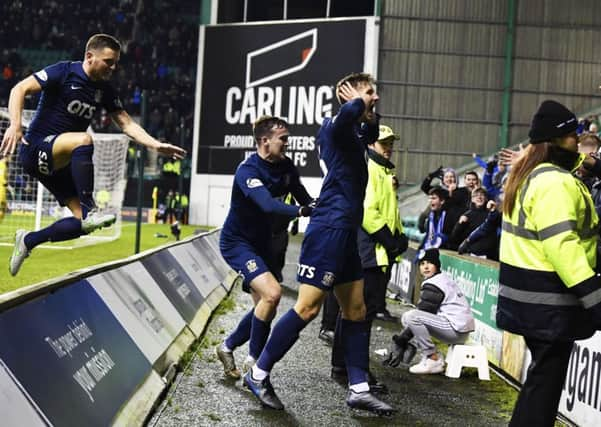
[0,107,129,249]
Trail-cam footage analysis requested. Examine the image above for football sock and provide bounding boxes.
[341,318,370,386]
[224,308,254,351]
[249,314,271,360]
[71,144,95,217]
[256,309,307,372]
[24,217,83,250]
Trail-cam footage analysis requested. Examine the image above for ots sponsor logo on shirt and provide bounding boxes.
[321,271,335,287]
[35,70,48,81]
[297,263,315,279]
[246,178,263,188]
[245,259,258,273]
[67,100,96,119]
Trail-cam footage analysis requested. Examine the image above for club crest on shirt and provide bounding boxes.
[95,90,103,103]
[246,178,263,188]
[321,271,335,287]
[245,259,258,273]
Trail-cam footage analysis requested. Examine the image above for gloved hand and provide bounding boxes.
[428,165,444,180]
[298,205,313,217]
[457,239,470,255]
[395,233,409,255]
[382,334,417,368]
[290,219,299,236]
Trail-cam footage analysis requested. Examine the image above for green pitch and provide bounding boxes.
[0,222,210,294]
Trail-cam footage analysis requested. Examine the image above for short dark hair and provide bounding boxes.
[428,186,448,201]
[335,72,375,104]
[465,171,479,180]
[253,115,288,144]
[471,187,488,197]
[86,34,121,53]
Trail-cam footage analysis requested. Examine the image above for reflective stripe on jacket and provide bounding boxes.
[497,163,599,340]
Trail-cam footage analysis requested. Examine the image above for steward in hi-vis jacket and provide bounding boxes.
[498,100,601,427]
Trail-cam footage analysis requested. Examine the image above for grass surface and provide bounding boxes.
[0,222,208,294]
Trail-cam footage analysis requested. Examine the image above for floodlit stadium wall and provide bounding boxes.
[0,229,239,427]
[390,245,601,426]
[190,17,379,228]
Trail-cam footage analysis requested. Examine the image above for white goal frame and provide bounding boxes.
[0,107,129,249]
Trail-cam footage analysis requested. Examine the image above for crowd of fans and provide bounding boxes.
[0,0,198,154]
[414,114,601,262]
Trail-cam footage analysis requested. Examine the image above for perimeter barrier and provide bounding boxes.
[0,229,239,427]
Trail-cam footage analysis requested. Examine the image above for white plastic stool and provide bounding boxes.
[445,344,490,380]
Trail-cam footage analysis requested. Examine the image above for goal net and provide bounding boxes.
[0,108,128,249]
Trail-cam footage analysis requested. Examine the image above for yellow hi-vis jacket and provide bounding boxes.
[497,162,600,340]
[359,153,403,269]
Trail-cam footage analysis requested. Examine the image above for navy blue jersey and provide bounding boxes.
[26,61,122,140]
[310,98,379,229]
[221,153,311,247]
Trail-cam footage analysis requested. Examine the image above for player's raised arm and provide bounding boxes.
[0,76,42,157]
[110,109,187,159]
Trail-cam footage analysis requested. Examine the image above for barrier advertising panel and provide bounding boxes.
[141,251,205,323]
[0,360,47,426]
[197,19,368,177]
[0,280,150,427]
[559,332,601,426]
[192,237,230,289]
[87,262,187,364]
[168,243,221,298]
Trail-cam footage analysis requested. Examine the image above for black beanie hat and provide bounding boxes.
[528,100,578,143]
[417,248,441,270]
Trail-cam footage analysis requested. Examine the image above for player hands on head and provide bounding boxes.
[0,33,186,276]
[242,73,395,416]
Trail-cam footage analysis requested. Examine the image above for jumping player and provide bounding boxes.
[216,115,313,379]
[244,73,395,415]
[0,33,186,276]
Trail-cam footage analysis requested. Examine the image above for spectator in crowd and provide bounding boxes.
[575,133,601,219]
[457,197,501,261]
[419,187,455,250]
[449,187,491,254]
[384,248,475,374]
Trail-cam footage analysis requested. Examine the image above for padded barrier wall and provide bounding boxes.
[0,229,239,427]
[389,245,601,426]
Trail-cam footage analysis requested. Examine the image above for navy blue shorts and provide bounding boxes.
[19,135,77,206]
[220,239,271,293]
[296,223,363,290]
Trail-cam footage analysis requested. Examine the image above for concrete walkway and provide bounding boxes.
[149,237,518,427]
